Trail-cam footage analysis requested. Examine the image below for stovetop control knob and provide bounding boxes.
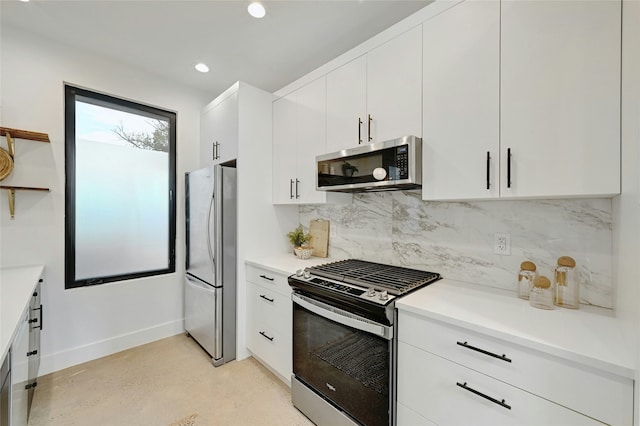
[296,269,304,277]
[366,287,376,297]
[303,270,311,279]
[379,290,389,301]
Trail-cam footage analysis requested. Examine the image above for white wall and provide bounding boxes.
[0,25,209,374]
[614,0,640,420]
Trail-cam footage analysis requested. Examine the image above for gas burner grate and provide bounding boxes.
[307,259,440,296]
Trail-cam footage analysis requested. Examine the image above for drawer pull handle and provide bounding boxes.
[456,382,511,410]
[456,341,512,363]
[259,331,274,341]
[259,294,274,303]
[259,274,274,282]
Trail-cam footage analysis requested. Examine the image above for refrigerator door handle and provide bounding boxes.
[213,166,224,359]
[206,191,216,281]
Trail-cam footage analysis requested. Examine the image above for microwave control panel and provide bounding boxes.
[395,145,409,179]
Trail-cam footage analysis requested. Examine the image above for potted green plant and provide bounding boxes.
[287,225,313,259]
[341,161,358,177]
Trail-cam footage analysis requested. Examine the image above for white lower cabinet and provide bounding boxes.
[10,312,29,426]
[245,266,292,384]
[396,311,633,425]
[398,343,600,426]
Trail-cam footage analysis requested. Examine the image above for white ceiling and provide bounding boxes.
[2,0,431,99]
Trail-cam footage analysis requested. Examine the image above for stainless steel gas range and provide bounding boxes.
[288,259,441,426]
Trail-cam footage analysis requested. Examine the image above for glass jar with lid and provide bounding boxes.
[554,256,579,309]
[529,276,554,310]
[517,261,538,300]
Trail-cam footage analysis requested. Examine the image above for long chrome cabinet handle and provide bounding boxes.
[295,179,300,199]
[259,274,274,281]
[289,179,294,199]
[259,331,274,341]
[486,151,491,190]
[358,117,363,144]
[457,341,512,363]
[212,142,216,160]
[368,114,373,141]
[456,382,511,410]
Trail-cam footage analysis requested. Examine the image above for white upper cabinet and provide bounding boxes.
[200,89,239,167]
[422,0,500,200]
[500,0,621,198]
[326,56,367,153]
[273,77,347,205]
[367,25,423,144]
[422,0,621,201]
[272,93,298,204]
[296,77,329,204]
[325,25,423,152]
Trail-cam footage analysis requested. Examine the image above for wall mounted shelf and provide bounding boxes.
[0,127,51,219]
[0,186,50,219]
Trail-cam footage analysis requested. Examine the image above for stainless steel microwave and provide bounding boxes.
[316,135,422,192]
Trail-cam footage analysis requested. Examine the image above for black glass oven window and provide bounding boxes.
[293,303,390,426]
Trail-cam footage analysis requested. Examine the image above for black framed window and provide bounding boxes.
[65,85,176,289]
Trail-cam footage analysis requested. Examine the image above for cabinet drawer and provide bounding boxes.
[398,342,601,426]
[246,282,291,334]
[246,319,291,382]
[246,265,290,295]
[398,311,632,425]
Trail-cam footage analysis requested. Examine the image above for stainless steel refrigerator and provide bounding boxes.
[185,164,236,366]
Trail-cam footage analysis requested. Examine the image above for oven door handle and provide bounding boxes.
[292,293,393,340]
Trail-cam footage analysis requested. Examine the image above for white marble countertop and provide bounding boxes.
[245,254,344,276]
[1,265,44,362]
[397,279,636,380]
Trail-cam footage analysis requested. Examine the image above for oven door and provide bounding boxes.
[292,292,393,426]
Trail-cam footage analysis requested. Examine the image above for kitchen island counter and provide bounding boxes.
[397,278,636,379]
[1,265,44,362]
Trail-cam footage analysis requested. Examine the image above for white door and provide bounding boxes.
[500,0,621,198]
[367,25,423,143]
[326,55,367,152]
[210,91,239,165]
[11,313,29,426]
[272,93,298,204]
[295,77,328,204]
[422,0,500,200]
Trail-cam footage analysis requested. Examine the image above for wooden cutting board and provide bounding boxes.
[309,219,330,258]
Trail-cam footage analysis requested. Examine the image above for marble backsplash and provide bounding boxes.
[299,192,613,309]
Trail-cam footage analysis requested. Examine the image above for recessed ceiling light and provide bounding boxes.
[195,63,210,73]
[247,2,266,19]
[19,0,30,2]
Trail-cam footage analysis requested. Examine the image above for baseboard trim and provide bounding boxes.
[39,319,184,375]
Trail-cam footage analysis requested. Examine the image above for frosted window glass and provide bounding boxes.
[75,140,169,279]
[67,95,175,286]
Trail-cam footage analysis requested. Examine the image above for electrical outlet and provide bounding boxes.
[494,233,511,255]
